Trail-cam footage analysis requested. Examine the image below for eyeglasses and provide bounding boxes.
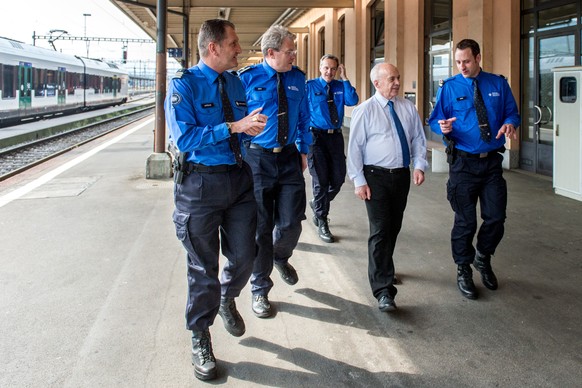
[274,49,297,57]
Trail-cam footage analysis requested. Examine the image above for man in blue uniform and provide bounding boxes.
[428,39,519,300]
[238,25,311,318]
[165,19,266,381]
[306,54,359,243]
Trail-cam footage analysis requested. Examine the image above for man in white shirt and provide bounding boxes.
[347,63,428,312]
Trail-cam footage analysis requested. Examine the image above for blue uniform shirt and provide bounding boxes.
[428,70,520,154]
[238,62,311,154]
[164,60,247,166]
[306,77,359,130]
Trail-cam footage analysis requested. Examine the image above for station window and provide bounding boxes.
[560,77,577,103]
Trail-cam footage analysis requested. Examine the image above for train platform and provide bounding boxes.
[0,95,155,149]
[0,116,580,387]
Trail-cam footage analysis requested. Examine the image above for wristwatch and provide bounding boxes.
[225,122,233,133]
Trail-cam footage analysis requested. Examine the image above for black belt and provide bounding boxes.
[364,165,409,174]
[247,142,294,154]
[186,162,240,173]
[454,147,505,159]
[310,126,342,134]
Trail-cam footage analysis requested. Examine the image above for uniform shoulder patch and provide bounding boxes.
[170,93,182,105]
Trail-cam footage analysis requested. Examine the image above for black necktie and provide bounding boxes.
[473,78,491,143]
[387,100,411,167]
[217,74,242,167]
[277,72,289,146]
[327,84,339,127]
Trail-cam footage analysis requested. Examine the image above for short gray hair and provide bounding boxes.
[320,54,339,67]
[261,25,295,56]
[370,64,386,83]
[198,19,235,58]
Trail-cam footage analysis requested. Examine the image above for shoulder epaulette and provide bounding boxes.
[237,65,253,75]
[497,74,507,80]
[439,75,454,87]
[172,68,189,79]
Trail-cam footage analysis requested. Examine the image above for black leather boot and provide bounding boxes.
[473,251,498,290]
[191,329,216,380]
[316,217,334,243]
[218,297,245,337]
[457,264,478,299]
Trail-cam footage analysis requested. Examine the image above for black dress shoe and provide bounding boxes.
[274,262,298,285]
[316,217,335,243]
[378,295,397,312]
[218,297,245,337]
[473,252,498,290]
[457,264,478,299]
[191,329,217,381]
[252,294,272,318]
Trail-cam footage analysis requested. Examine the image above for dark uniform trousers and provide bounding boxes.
[172,163,257,332]
[363,166,410,299]
[244,144,306,296]
[307,130,346,219]
[447,152,507,265]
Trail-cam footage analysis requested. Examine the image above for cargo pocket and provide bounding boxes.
[173,209,191,242]
[446,180,459,213]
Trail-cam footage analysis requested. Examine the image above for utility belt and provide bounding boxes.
[173,154,239,184]
[442,136,504,164]
[454,146,505,159]
[246,142,295,154]
[310,126,342,134]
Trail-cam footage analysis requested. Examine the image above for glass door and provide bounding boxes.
[521,33,575,175]
[18,62,32,109]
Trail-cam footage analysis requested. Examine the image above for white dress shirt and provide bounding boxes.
[347,92,428,187]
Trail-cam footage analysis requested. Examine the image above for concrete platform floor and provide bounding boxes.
[0,118,580,387]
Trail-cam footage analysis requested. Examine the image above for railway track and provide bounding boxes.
[0,106,154,181]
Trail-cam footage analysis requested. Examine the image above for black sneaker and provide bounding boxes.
[218,297,245,337]
[191,329,217,381]
[273,262,299,285]
[252,294,272,318]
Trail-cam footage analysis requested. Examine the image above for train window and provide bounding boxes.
[34,68,46,97]
[46,70,56,97]
[2,64,16,99]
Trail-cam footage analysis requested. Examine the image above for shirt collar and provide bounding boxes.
[318,77,331,88]
[261,61,278,79]
[197,60,220,84]
[374,91,397,107]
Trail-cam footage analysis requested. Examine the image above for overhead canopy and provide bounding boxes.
[110,0,354,67]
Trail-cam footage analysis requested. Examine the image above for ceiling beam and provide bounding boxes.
[115,0,354,8]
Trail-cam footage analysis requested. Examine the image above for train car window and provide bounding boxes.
[46,69,56,97]
[2,64,16,99]
[34,68,46,97]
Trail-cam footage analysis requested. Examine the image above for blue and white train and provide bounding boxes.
[0,36,131,127]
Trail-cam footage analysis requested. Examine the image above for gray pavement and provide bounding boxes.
[0,117,580,387]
